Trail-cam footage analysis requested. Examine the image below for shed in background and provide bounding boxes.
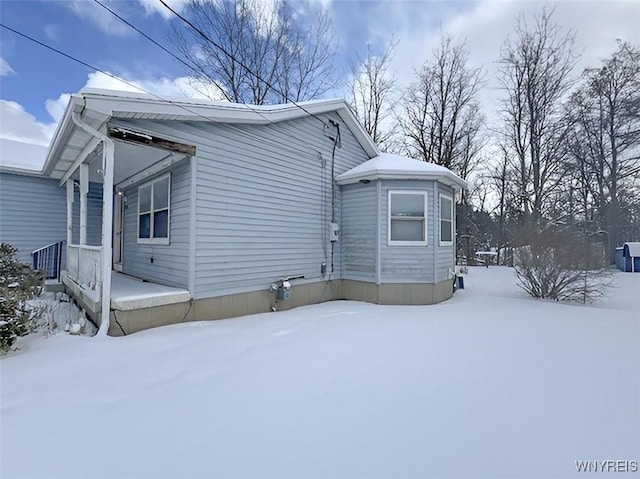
[616,242,640,272]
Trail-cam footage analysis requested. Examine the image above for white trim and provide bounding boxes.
[68,243,103,251]
[387,190,428,246]
[66,180,74,246]
[42,91,379,179]
[70,111,114,336]
[101,139,115,335]
[433,182,438,283]
[335,154,467,190]
[115,152,185,190]
[113,192,123,265]
[137,173,171,245]
[376,180,381,285]
[439,193,454,246]
[58,136,101,186]
[79,163,88,245]
[188,155,197,294]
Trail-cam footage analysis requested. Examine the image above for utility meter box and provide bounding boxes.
[276,288,291,300]
[329,222,339,242]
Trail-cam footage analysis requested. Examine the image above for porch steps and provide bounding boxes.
[44,279,65,294]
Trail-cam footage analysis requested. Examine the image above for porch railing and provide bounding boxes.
[67,244,103,298]
[32,241,64,281]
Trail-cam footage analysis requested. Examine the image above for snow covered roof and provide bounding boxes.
[0,138,48,175]
[41,89,379,179]
[623,242,640,257]
[335,153,467,189]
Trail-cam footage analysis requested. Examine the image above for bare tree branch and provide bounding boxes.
[169,0,339,104]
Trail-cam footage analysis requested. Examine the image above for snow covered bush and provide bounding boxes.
[0,243,45,354]
[513,225,611,303]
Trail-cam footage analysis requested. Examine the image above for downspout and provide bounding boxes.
[71,112,114,336]
[329,121,341,275]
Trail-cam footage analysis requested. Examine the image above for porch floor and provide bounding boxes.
[110,272,191,311]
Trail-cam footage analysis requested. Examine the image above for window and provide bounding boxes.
[138,174,170,245]
[388,190,428,245]
[439,194,453,245]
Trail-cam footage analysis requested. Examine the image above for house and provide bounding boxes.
[615,242,640,273]
[0,139,69,279]
[0,89,466,335]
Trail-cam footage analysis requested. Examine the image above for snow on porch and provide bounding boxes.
[110,271,190,311]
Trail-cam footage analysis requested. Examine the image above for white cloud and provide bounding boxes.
[0,71,227,170]
[0,57,15,76]
[44,24,61,42]
[51,70,228,104]
[0,100,54,146]
[386,0,640,130]
[138,0,332,19]
[137,0,189,19]
[67,0,131,36]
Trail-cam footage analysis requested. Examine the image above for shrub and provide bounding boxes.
[0,243,44,353]
[513,224,611,303]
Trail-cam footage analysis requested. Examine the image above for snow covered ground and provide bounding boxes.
[1,267,638,479]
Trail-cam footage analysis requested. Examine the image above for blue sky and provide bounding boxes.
[2,0,457,122]
[1,0,638,157]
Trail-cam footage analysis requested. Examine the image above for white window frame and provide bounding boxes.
[439,193,454,246]
[137,173,171,245]
[387,190,428,246]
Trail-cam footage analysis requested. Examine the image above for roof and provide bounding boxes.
[0,138,48,175]
[42,89,379,180]
[335,153,467,189]
[623,242,640,257]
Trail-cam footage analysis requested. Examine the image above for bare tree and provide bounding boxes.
[486,143,517,263]
[347,39,398,150]
[513,224,611,303]
[564,41,640,260]
[400,34,485,184]
[497,7,579,221]
[170,0,339,104]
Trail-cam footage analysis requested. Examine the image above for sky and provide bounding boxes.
[0,0,638,169]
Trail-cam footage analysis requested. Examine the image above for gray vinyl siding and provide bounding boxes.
[379,180,436,283]
[71,182,103,246]
[0,172,67,264]
[435,183,456,282]
[121,162,190,289]
[341,182,377,282]
[111,112,369,298]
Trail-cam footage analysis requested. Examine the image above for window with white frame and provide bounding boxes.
[388,190,428,245]
[138,174,170,245]
[439,194,453,245]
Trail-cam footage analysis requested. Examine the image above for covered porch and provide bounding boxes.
[43,93,195,334]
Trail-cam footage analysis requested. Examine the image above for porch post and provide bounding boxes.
[66,179,74,245]
[79,163,89,245]
[99,140,115,336]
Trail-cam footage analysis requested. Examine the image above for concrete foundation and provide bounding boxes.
[62,272,101,317]
[109,301,193,336]
[101,278,454,336]
[342,279,454,305]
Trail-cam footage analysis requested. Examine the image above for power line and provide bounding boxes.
[87,0,290,129]
[90,0,233,103]
[156,0,332,129]
[0,22,333,160]
[79,2,340,155]
[0,23,154,96]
